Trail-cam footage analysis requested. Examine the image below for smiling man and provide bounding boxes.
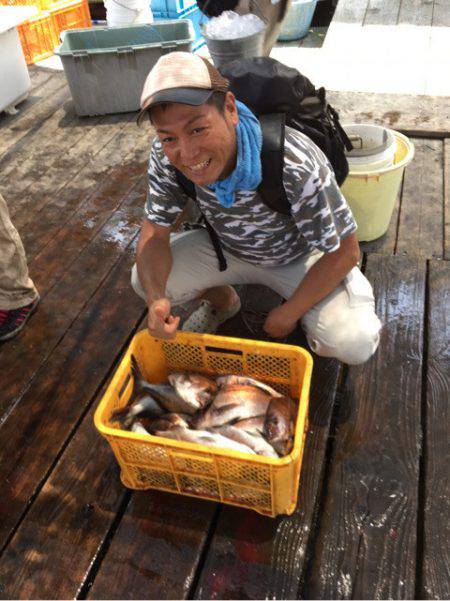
[131,52,382,365]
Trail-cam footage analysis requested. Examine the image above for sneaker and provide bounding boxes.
[0,295,40,341]
[182,297,242,334]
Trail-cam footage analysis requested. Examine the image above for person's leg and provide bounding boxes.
[131,229,264,332]
[247,0,292,55]
[0,192,40,340]
[262,253,382,365]
[0,192,38,310]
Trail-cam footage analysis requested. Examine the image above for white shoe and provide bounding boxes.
[181,297,242,334]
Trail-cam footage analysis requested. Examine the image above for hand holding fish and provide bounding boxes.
[147,298,180,340]
[263,303,299,339]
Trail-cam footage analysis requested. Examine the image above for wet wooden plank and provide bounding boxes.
[445,139,450,260]
[29,174,147,294]
[363,0,402,25]
[194,356,342,600]
[328,92,450,138]
[332,0,369,23]
[421,260,450,600]
[0,243,146,556]
[0,181,143,422]
[305,254,425,599]
[1,109,99,199]
[0,73,68,156]
[87,491,216,600]
[397,139,444,259]
[397,0,434,26]
[6,113,139,231]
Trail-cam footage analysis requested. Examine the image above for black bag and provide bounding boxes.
[175,57,353,269]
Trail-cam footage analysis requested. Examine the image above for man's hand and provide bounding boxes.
[148,298,180,340]
[263,303,299,339]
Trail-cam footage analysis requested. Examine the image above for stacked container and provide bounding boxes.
[0,0,91,63]
[152,0,206,51]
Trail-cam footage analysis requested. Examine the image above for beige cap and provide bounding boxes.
[137,52,229,124]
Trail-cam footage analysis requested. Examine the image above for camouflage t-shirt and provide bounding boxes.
[145,126,357,266]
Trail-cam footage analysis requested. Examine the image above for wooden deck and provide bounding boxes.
[0,63,449,600]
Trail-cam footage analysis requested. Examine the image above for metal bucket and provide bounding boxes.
[202,27,266,68]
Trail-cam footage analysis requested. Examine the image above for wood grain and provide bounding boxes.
[397,139,444,259]
[444,139,450,260]
[421,260,450,600]
[305,254,425,599]
[0,245,145,556]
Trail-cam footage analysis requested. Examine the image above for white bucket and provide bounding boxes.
[344,123,397,172]
[104,0,153,27]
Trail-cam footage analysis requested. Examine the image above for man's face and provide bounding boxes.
[151,92,239,186]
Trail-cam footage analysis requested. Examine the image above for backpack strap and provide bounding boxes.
[257,113,291,215]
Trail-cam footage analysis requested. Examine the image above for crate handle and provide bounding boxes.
[205,346,243,356]
[117,46,135,55]
[160,41,177,54]
[72,50,89,60]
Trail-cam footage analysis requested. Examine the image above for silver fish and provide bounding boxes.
[196,384,271,429]
[168,372,218,414]
[130,355,199,415]
[153,427,256,455]
[216,375,282,398]
[264,396,297,457]
[216,425,278,458]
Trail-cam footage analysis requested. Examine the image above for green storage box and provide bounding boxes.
[55,21,195,116]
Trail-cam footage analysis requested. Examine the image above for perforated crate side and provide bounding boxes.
[17,12,57,64]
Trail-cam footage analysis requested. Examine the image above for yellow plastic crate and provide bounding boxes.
[17,11,58,64]
[94,330,313,517]
[49,0,91,38]
[0,0,43,12]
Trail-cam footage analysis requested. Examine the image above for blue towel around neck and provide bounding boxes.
[207,100,262,208]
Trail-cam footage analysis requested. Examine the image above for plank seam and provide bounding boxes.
[76,490,133,600]
[188,504,223,600]
[298,364,347,598]
[415,259,430,599]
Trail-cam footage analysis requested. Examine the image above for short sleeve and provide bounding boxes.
[284,129,357,253]
[144,139,188,226]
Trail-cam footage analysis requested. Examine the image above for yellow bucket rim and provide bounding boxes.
[347,129,415,178]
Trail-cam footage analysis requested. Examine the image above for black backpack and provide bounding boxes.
[175,57,353,270]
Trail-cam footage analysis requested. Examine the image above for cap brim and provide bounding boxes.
[137,88,214,125]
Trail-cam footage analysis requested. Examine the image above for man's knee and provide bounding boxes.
[307,310,382,365]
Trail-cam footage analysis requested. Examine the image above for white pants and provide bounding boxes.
[131,230,382,365]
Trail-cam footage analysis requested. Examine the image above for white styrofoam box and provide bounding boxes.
[0,7,36,114]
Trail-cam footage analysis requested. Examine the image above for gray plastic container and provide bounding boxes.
[202,27,266,68]
[55,21,195,116]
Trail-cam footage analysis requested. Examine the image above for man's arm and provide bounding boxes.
[264,233,360,338]
[136,219,180,338]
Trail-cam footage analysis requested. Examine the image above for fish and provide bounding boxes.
[168,372,218,414]
[139,413,192,434]
[264,396,298,457]
[131,421,151,436]
[216,375,282,398]
[195,384,271,429]
[153,427,256,455]
[231,416,265,435]
[129,355,203,415]
[111,395,165,429]
[216,425,279,458]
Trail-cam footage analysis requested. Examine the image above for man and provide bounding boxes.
[0,191,39,341]
[132,52,381,365]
